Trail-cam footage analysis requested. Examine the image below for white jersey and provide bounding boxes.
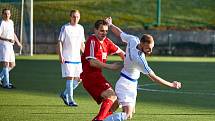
[58,23,85,62]
[120,32,153,80]
[0,19,14,46]
[115,32,154,106]
[0,20,15,62]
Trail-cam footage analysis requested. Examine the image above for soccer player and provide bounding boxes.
[81,19,125,121]
[0,8,22,89]
[104,17,182,121]
[56,9,85,107]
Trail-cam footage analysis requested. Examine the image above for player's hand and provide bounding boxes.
[107,62,123,70]
[172,81,181,89]
[18,43,22,48]
[59,56,65,64]
[105,17,113,26]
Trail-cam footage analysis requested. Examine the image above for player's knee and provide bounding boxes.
[101,90,117,101]
[127,113,133,119]
[10,63,16,69]
[3,62,9,67]
[109,95,117,102]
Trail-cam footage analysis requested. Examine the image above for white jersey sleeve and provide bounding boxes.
[0,20,3,36]
[58,25,66,42]
[135,52,153,74]
[80,25,85,43]
[120,32,138,43]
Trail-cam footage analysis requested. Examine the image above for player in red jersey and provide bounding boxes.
[81,20,125,121]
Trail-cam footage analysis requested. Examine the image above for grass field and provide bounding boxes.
[0,55,215,121]
[33,0,215,29]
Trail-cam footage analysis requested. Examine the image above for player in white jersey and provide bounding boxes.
[104,17,182,121]
[56,9,85,107]
[0,8,22,89]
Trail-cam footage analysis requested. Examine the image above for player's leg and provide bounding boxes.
[104,112,127,121]
[0,63,14,82]
[1,61,11,88]
[0,45,14,87]
[103,103,134,121]
[60,64,70,105]
[65,77,78,106]
[60,63,78,106]
[7,62,15,86]
[73,77,80,90]
[109,100,119,114]
[0,62,6,86]
[73,63,82,90]
[4,47,16,88]
[122,104,135,119]
[114,76,137,120]
[93,88,117,121]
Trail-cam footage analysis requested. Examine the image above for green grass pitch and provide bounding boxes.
[0,55,215,121]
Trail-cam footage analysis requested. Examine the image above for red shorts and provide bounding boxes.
[81,72,112,104]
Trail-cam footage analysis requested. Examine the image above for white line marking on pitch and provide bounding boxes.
[137,83,215,96]
[138,88,215,96]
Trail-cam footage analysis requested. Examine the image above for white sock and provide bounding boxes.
[0,67,12,81]
[2,67,10,86]
[66,80,74,103]
[104,112,127,121]
[73,80,79,89]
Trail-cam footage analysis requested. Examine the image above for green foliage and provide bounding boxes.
[33,0,215,29]
[0,55,215,121]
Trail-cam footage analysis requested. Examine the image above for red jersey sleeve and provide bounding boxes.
[106,38,119,55]
[83,36,97,60]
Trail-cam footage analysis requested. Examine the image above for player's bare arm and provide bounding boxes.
[56,41,65,63]
[147,71,182,89]
[89,58,122,70]
[14,34,22,47]
[117,51,125,60]
[105,17,123,38]
[80,41,85,53]
[115,47,125,60]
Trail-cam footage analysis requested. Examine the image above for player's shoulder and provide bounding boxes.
[105,37,116,46]
[9,19,14,23]
[77,24,84,28]
[87,34,97,42]
[60,23,69,30]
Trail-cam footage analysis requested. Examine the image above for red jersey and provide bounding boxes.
[81,34,119,104]
[81,34,119,74]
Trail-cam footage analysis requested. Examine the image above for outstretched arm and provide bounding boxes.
[147,71,181,89]
[105,17,123,38]
[56,41,64,64]
[89,58,123,70]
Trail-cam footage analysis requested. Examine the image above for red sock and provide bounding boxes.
[93,99,113,121]
[105,111,113,118]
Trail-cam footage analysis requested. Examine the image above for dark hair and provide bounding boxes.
[2,8,10,14]
[94,20,108,30]
[140,34,154,44]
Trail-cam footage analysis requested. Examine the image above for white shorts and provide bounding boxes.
[0,44,15,62]
[61,62,82,78]
[115,76,138,107]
